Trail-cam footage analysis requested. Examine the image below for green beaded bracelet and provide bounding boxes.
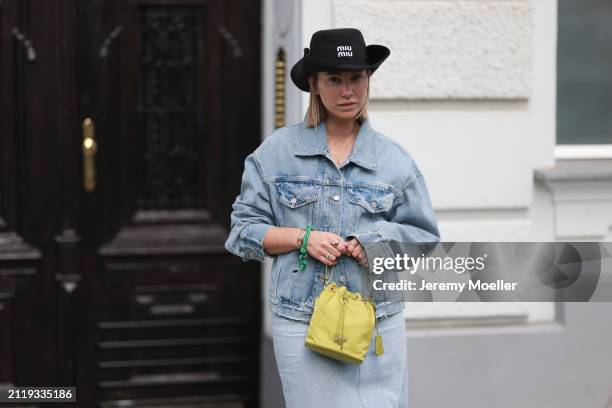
[298,224,312,272]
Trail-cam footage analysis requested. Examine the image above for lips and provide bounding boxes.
[338,102,356,107]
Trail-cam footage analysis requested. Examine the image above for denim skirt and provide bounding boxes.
[271,311,408,408]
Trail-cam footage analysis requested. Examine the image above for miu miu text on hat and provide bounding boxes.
[337,45,353,57]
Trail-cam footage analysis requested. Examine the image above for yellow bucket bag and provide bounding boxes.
[305,265,384,364]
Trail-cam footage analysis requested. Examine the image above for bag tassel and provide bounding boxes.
[375,334,384,356]
[374,306,384,356]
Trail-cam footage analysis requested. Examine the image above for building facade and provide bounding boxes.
[261,1,612,407]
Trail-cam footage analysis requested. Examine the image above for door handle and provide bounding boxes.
[82,118,97,192]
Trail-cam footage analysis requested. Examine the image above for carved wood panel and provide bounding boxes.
[138,6,204,210]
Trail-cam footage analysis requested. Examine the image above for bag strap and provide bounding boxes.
[323,263,337,286]
[323,263,374,299]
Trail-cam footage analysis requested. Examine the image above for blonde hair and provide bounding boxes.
[306,70,371,128]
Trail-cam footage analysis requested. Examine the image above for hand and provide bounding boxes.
[344,237,368,266]
[306,231,348,266]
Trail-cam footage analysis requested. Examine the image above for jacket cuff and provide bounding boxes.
[240,223,275,262]
[346,228,394,267]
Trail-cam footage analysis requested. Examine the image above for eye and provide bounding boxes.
[352,74,362,81]
[329,77,341,83]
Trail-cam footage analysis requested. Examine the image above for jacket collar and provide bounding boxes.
[295,114,378,170]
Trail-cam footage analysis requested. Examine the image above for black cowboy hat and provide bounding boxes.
[290,28,390,92]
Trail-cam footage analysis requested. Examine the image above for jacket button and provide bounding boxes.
[370,201,377,208]
[290,197,297,205]
[332,195,340,201]
[339,275,346,283]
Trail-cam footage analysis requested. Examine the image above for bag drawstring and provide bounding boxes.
[334,292,349,349]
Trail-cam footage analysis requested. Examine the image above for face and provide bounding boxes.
[309,70,369,121]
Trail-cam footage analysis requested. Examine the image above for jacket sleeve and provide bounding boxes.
[224,152,276,262]
[347,164,440,262]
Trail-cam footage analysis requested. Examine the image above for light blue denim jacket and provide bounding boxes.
[225,116,440,322]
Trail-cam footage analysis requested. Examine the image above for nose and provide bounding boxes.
[340,81,353,97]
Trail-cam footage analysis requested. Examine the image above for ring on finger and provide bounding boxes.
[326,253,334,261]
[331,241,340,248]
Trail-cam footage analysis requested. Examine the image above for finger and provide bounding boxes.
[317,252,335,266]
[328,235,347,252]
[351,245,362,259]
[348,238,360,250]
[330,239,347,254]
[314,242,340,259]
[321,251,338,264]
[345,240,356,255]
[353,251,365,265]
[326,244,343,258]
[354,240,366,257]
[308,245,333,265]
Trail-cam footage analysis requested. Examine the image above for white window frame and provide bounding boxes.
[555,145,612,160]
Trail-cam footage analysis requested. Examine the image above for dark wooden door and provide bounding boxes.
[0,1,262,407]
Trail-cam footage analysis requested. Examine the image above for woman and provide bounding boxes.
[225,28,439,408]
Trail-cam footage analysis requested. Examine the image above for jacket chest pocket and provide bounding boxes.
[274,181,321,227]
[348,186,397,224]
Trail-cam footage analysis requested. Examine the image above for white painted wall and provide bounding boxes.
[334,0,533,100]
